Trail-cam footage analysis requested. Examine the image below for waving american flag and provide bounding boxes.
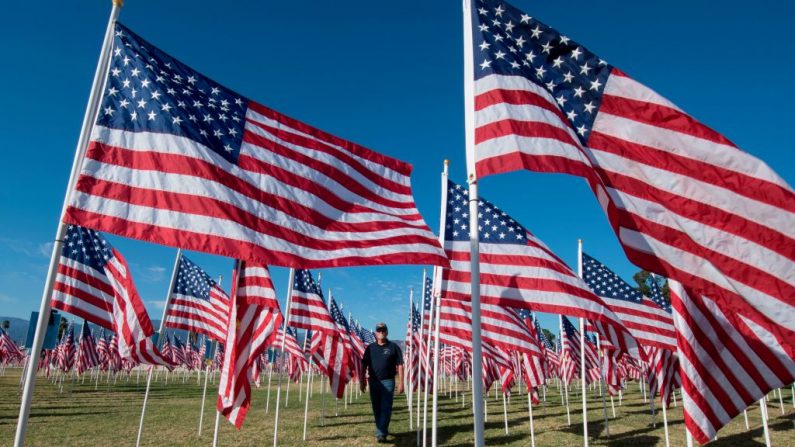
[165,254,230,343]
[64,23,445,270]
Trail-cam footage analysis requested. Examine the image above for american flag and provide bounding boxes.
[217,261,282,429]
[165,255,230,343]
[537,320,560,377]
[50,225,172,367]
[581,253,675,351]
[288,270,336,334]
[159,333,173,365]
[645,346,679,407]
[439,298,541,359]
[276,327,307,383]
[95,329,109,369]
[57,324,76,372]
[107,333,122,372]
[0,329,25,363]
[406,304,424,391]
[560,316,599,385]
[172,335,187,367]
[328,298,354,395]
[76,321,99,375]
[63,22,446,270]
[669,280,795,443]
[440,180,639,359]
[516,309,545,388]
[467,0,793,395]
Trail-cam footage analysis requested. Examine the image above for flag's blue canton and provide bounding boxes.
[173,255,216,302]
[516,308,532,320]
[97,23,248,164]
[472,0,612,143]
[173,335,184,350]
[360,326,376,345]
[562,316,578,338]
[80,320,92,341]
[423,277,433,312]
[330,298,349,331]
[646,276,672,313]
[539,325,555,350]
[287,327,298,338]
[62,225,114,271]
[582,252,644,301]
[445,180,529,244]
[411,304,421,332]
[294,269,323,297]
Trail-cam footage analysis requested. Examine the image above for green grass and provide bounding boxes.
[1,367,794,446]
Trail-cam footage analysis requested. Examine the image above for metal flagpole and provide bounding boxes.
[595,334,610,435]
[760,398,772,447]
[502,391,509,434]
[416,269,427,445]
[13,2,122,446]
[430,281,443,447]
[198,340,217,437]
[561,317,571,426]
[462,0,484,442]
[407,288,414,430]
[427,160,449,447]
[528,392,536,447]
[136,249,182,447]
[265,357,273,413]
[577,240,589,447]
[662,397,670,447]
[272,268,296,447]
[302,357,314,440]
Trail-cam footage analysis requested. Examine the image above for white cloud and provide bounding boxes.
[0,237,52,259]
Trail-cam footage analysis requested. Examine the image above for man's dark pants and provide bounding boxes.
[369,378,395,437]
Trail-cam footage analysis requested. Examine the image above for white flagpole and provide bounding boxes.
[430,279,444,447]
[502,391,509,434]
[577,240,589,447]
[662,398,670,447]
[462,0,485,443]
[416,268,427,445]
[595,334,610,435]
[265,359,274,413]
[302,359,314,440]
[528,392,536,447]
[212,407,221,447]
[760,398,772,447]
[407,287,414,430]
[137,249,182,447]
[429,160,449,447]
[198,340,217,437]
[13,2,122,446]
[272,268,296,447]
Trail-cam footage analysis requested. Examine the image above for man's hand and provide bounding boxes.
[360,381,367,393]
[396,382,404,395]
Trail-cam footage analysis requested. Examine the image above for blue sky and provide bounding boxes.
[1,0,792,339]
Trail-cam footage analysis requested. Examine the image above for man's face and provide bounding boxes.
[375,329,387,341]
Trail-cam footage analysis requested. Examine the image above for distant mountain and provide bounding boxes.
[0,317,30,346]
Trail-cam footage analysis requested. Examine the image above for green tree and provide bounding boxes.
[632,270,670,305]
[57,317,69,340]
[1,320,9,330]
[541,328,556,346]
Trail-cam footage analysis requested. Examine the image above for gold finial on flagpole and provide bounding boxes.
[112,0,124,7]
[444,159,449,167]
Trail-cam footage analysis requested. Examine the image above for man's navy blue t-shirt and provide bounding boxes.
[362,340,403,381]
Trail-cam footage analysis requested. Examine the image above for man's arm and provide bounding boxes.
[360,346,369,392]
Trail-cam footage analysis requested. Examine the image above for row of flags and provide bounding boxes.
[16,1,792,445]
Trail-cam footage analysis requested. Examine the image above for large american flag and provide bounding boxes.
[165,254,230,343]
[440,179,639,359]
[218,261,283,429]
[64,22,446,270]
[50,224,172,367]
[669,280,795,444]
[467,0,793,386]
[582,253,675,351]
[76,322,99,375]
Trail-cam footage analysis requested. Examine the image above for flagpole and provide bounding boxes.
[430,278,443,447]
[13,2,122,445]
[428,160,449,447]
[302,356,313,440]
[463,0,483,440]
[661,397,670,447]
[272,267,296,447]
[198,340,217,437]
[136,249,182,447]
[407,287,414,430]
[760,398,772,447]
[416,268,427,446]
[528,391,536,447]
[577,239,589,446]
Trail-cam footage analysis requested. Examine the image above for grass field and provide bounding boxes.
[2,367,794,446]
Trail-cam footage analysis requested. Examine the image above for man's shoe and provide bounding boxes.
[376,435,386,443]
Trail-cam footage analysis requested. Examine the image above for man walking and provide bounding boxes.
[361,322,404,442]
